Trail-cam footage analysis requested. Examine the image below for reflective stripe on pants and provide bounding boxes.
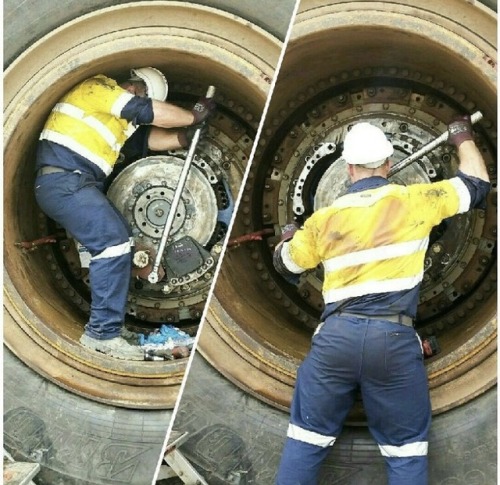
[276,314,431,485]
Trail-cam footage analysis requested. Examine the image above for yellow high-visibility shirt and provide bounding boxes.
[39,75,136,176]
[280,178,471,304]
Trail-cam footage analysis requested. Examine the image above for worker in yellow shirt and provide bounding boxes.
[34,67,215,360]
[274,115,490,484]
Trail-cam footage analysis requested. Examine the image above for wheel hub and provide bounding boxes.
[251,79,495,333]
[109,155,218,246]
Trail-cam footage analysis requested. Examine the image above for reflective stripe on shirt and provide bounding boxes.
[323,272,424,303]
[39,130,113,176]
[111,92,135,117]
[449,176,471,213]
[323,237,429,273]
[287,423,336,447]
[51,103,122,152]
[281,241,309,273]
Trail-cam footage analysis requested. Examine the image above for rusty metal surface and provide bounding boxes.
[3,462,40,485]
[201,0,497,416]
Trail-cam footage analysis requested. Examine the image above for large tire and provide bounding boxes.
[4,0,285,410]
[3,1,295,484]
[173,0,497,468]
[170,1,497,483]
[201,0,497,414]
[3,0,292,66]
[172,354,497,484]
[4,348,171,485]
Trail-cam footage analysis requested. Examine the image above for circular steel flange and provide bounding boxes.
[108,155,218,246]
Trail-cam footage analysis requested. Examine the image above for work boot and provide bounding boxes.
[121,326,139,344]
[80,334,144,360]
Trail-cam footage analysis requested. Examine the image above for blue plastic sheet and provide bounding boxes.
[138,324,195,349]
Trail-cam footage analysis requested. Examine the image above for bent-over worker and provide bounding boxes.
[34,67,215,360]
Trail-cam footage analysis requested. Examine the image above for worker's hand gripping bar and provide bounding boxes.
[388,111,483,178]
[148,85,216,284]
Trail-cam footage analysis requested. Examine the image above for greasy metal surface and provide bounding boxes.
[3,1,282,408]
[201,0,497,415]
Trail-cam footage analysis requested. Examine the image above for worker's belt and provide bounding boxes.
[37,166,81,176]
[335,312,414,327]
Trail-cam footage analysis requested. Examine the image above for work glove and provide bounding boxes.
[447,115,474,149]
[192,96,217,124]
[177,123,208,149]
[281,223,299,242]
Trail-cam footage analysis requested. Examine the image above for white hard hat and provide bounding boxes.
[342,122,394,168]
[130,67,168,101]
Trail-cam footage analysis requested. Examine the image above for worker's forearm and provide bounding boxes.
[457,140,489,182]
[151,100,195,128]
[147,127,183,151]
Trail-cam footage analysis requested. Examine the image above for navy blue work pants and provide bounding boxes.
[35,171,133,339]
[276,315,431,485]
